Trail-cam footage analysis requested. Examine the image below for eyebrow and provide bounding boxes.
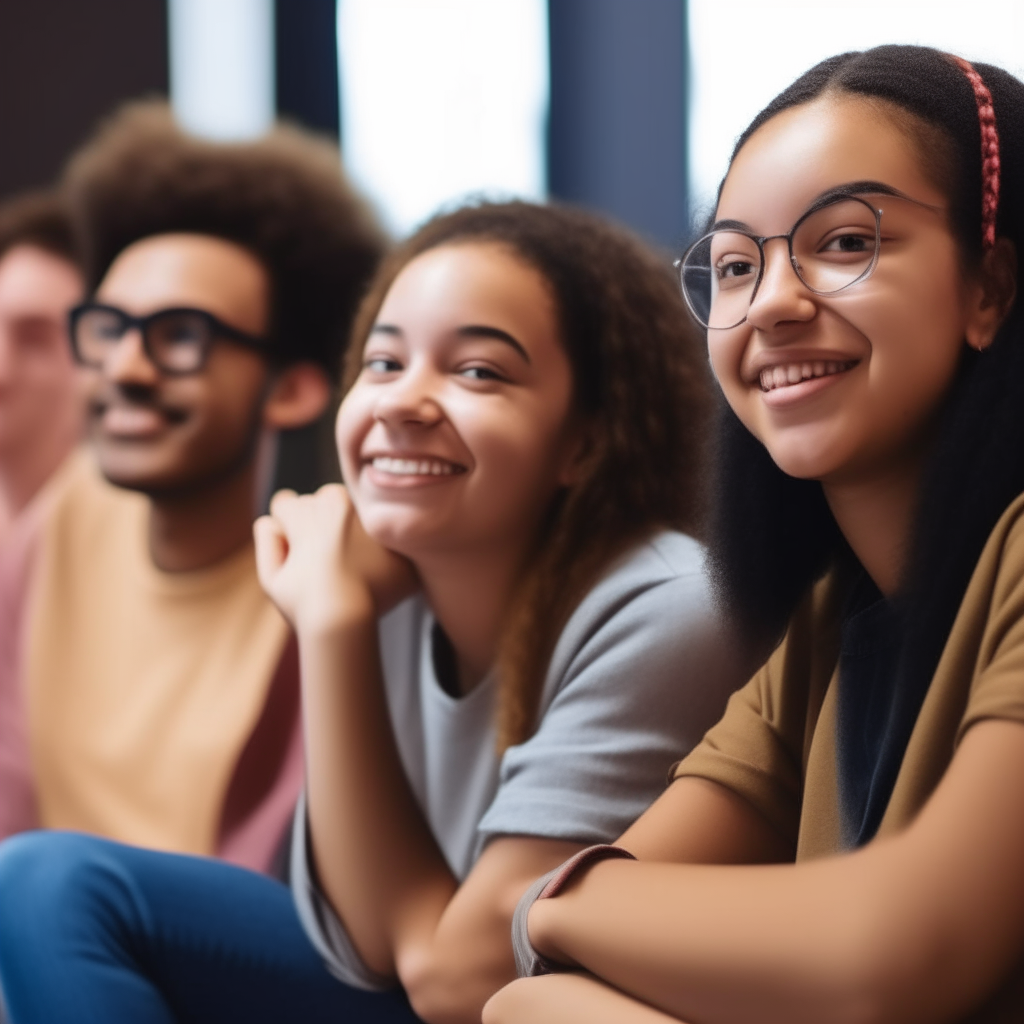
[456,325,530,364]
[709,180,937,233]
[369,322,531,364]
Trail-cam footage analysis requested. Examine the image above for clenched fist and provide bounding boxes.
[254,484,419,636]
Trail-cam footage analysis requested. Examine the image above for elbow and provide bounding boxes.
[399,950,492,1024]
[401,957,455,1024]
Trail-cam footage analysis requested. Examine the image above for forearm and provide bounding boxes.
[484,973,687,1024]
[529,851,957,1024]
[300,613,457,980]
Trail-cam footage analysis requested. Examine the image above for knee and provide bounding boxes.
[0,831,119,933]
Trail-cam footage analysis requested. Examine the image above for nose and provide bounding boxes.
[103,328,160,386]
[372,362,443,428]
[744,237,817,332]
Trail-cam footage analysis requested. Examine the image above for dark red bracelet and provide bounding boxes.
[511,844,637,977]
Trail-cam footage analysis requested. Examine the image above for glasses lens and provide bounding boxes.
[681,231,761,329]
[792,199,878,294]
[74,307,128,365]
[147,311,211,373]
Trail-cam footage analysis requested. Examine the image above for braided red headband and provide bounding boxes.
[949,54,1001,250]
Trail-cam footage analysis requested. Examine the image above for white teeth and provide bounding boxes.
[371,456,458,476]
[759,360,855,392]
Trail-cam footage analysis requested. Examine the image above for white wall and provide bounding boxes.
[168,0,275,141]
[688,0,1024,228]
[336,0,549,236]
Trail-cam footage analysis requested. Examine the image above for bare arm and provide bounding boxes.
[256,487,584,1023]
[303,617,584,1019]
[523,719,1024,1024]
[619,774,794,865]
[484,973,686,1024]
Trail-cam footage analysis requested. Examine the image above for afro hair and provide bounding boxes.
[62,100,386,378]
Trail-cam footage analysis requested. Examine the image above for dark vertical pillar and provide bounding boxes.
[272,0,343,495]
[275,0,341,137]
[0,0,168,199]
[547,0,689,250]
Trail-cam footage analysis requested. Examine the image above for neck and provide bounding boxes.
[416,540,531,696]
[147,460,260,572]
[823,457,924,597]
[0,415,82,529]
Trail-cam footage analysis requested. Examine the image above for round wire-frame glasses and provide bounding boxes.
[676,194,883,330]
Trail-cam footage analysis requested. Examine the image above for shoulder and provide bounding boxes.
[564,529,709,631]
[543,531,731,704]
[990,491,1024,577]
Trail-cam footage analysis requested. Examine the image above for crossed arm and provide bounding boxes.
[485,718,1024,1024]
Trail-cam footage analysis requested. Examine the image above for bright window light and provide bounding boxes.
[688,0,1024,229]
[168,0,275,141]
[337,0,549,236]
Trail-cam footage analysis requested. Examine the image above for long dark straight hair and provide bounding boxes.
[706,46,1024,705]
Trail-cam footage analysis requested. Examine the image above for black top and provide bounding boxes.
[836,574,912,847]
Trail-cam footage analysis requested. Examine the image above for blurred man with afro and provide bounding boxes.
[2,102,385,874]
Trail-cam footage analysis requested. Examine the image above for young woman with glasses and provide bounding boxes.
[488,45,1024,1024]
[0,202,742,1023]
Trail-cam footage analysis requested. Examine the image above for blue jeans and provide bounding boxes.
[0,831,421,1024]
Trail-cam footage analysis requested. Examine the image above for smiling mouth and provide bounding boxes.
[93,402,186,437]
[369,456,466,477]
[759,360,859,393]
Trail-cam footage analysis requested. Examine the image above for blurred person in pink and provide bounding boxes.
[0,190,85,840]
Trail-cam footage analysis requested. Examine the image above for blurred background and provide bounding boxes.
[1,0,1021,491]
[2,0,1023,252]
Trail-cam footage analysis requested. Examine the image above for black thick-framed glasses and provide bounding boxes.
[68,303,271,375]
[677,194,885,330]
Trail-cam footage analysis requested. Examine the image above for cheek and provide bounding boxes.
[707,330,754,421]
[334,392,367,482]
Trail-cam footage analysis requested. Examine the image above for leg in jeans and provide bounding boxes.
[0,831,422,1024]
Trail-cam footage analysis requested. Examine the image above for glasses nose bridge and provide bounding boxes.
[104,317,159,376]
[754,229,803,288]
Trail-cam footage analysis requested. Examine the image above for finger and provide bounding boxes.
[317,482,347,499]
[268,488,299,518]
[253,515,288,586]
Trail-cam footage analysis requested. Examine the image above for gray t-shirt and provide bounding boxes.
[291,530,743,988]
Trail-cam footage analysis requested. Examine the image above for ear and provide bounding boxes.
[557,416,598,488]
[965,237,1017,352]
[261,362,332,430]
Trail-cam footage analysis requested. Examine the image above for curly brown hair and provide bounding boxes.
[62,100,386,377]
[0,189,79,267]
[342,200,714,749]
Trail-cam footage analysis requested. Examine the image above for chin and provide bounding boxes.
[94,449,194,498]
[762,441,845,482]
[359,509,453,560]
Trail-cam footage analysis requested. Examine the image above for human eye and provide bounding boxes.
[457,364,506,383]
[713,253,758,291]
[13,318,58,348]
[153,313,207,348]
[717,256,756,279]
[363,355,403,374]
[820,231,872,255]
